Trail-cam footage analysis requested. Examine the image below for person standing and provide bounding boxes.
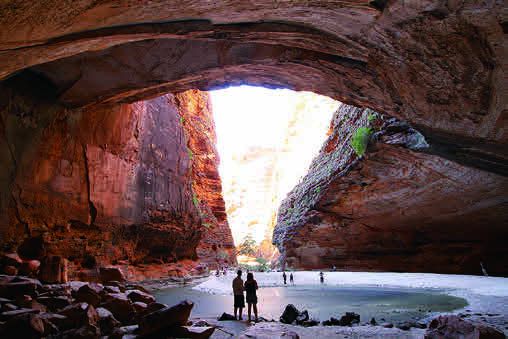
[244,272,259,322]
[289,272,294,285]
[319,271,324,284]
[282,271,287,285]
[232,270,245,320]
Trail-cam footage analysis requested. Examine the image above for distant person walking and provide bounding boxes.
[289,272,294,285]
[232,270,245,320]
[283,271,287,285]
[319,271,324,284]
[244,272,259,322]
[480,262,488,276]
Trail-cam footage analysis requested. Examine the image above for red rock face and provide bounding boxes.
[273,105,508,275]
[175,90,236,267]
[0,1,505,173]
[0,76,233,278]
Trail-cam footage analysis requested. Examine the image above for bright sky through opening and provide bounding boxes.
[211,86,340,246]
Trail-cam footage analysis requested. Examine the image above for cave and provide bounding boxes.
[0,1,507,336]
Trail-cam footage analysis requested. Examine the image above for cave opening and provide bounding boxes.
[0,2,507,336]
[210,85,339,267]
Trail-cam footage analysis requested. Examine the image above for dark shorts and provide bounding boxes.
[246,294,257,304]
[234,294,245,308]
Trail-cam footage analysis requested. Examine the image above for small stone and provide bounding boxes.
[218,312,236,321]
[381,322,394,328]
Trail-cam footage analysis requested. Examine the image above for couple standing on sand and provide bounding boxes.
[232,270,259,322]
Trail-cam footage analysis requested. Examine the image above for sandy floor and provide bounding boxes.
[190,271,508,338]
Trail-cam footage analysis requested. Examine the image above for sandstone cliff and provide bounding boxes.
[176,90,236,267]
[0,75,234,279]
[273,104,508,276]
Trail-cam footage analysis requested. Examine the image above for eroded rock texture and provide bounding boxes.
[273,105,508,275]
[0,1,505,175]
[176,90,236,266]
[0,75,233,279]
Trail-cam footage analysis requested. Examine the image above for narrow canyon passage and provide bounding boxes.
[0,1,507,337]
[210,86,339,265]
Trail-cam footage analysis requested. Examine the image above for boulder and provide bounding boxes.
[295,310,309,325]
[61,324,100,339]
[58,302,98,328]
[99,267,125,283]
[75,283,103,307]
[3,266,17,276]
[39,312,71,331]
[322,317,341,326]
[19,260,40,277]
[217,312,236,321]
[39,256,68,284]
[138,300,193,336]
[338,312,360,326]
[132,301,147,313]
[104,285,121,294]
[2,303,17,312]
[1,312,45,338]
[96,307,121,335]
[425,315,505,339]
[102,293,135,324]
[104,281,126,292]
[381,322,394,328]
[280,304,300,324]
[301,319,319,327]
[0,277,41,298]
[37,295,71,311]
[1,253,22,267]
[127,289,155,304]
[110,324,138,338]
[0,308,39,321]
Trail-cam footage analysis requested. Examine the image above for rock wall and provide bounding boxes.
[273,104,508,276]
[175,90,236,267]
[0,75,233,279]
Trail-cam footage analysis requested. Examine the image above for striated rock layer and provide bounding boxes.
[273,104,508,276]
[0,1,505,176]
[0,75,234,279]
[175,90,236,267]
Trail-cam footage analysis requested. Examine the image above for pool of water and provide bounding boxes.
[153,284,467,323]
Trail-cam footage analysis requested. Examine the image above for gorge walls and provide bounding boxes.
[175,90,236,267]
[273,105,508,276]
[0,75,234,280]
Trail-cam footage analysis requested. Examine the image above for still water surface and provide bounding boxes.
[153,285,467,323]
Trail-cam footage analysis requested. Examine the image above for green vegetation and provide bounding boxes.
[237,234,257,256]
[367,112,378,123]
[192,194,199,208]
[179,116,185,124]
[351,127,372,157]
[187,148,193,160]
[314,186,321,193]
[255,257,270,272]
[202,222,212,229]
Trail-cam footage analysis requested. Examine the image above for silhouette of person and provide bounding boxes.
[232,270,245,320]
[244,272,259,322]
[289,272,294,285]
[319,271,324,284]
[283,271,287,285]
